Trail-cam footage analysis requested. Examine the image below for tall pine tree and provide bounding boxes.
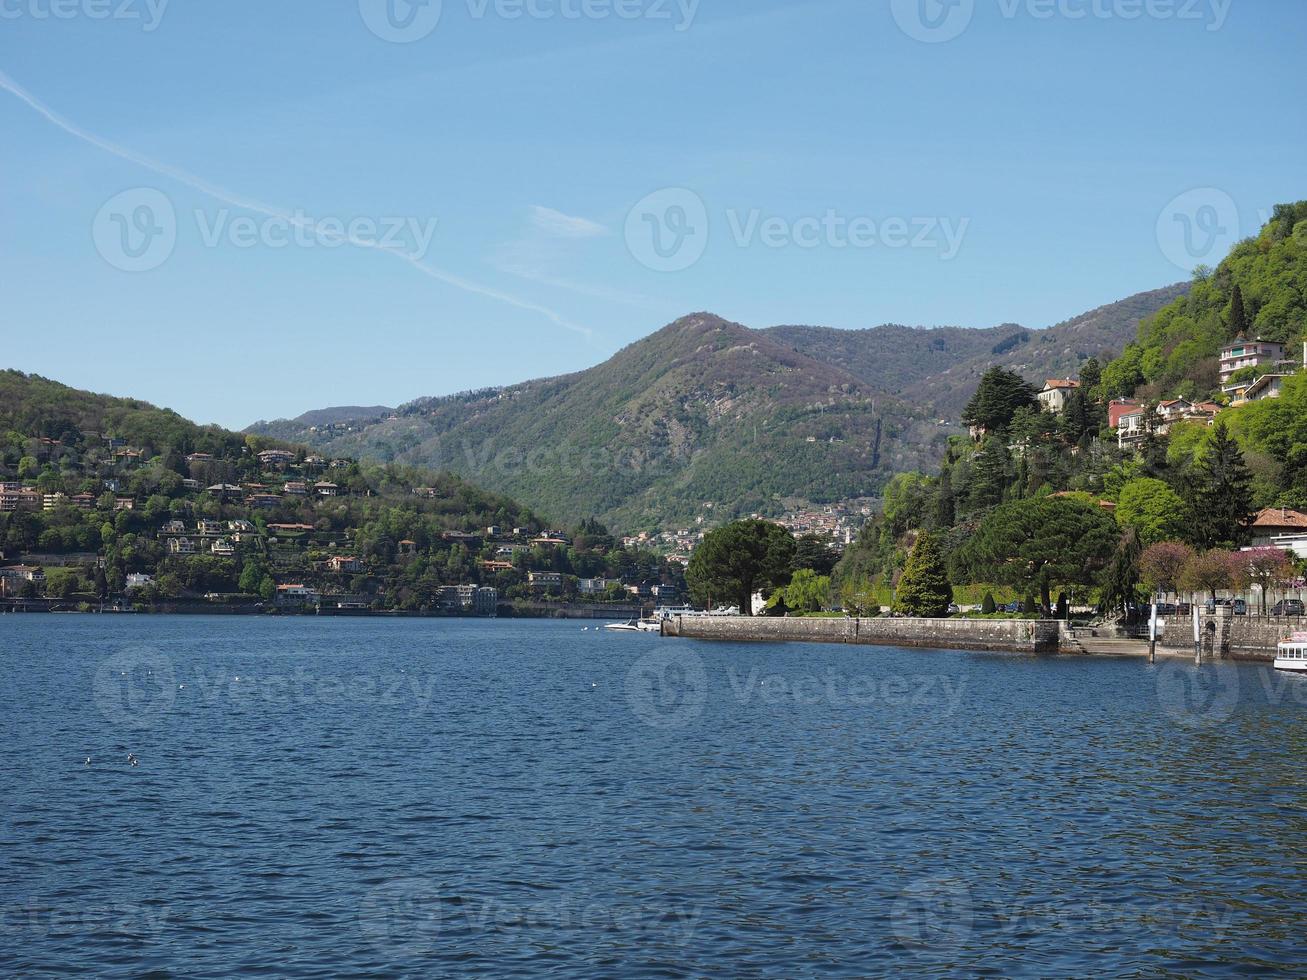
[967,436,1010,512]
[1188,420,1254,549]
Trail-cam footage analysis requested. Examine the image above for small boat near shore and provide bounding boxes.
[1274,632,1307,672]
[604,618,662,633]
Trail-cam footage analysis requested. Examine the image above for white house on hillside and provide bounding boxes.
[1037,378,1080,413]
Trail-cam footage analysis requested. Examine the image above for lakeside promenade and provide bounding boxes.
[663,613,1283,661]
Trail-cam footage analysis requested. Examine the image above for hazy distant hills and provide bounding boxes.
[246,284,1187,530]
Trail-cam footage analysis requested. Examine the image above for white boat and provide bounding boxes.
[603,618,662,633]
[1275,632,1307,671]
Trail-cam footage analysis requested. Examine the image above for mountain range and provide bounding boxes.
[246,283,1188,530]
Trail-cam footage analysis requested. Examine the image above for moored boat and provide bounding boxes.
[1274,632,1307,672]
[604,618,662,633]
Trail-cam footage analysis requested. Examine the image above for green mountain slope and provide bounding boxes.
[249,287,1187,531]
[250,314,938,530]
[1103,202,1307,400]
[0,369,539,534]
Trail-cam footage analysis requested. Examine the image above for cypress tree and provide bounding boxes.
[935,467,956,528]
[1229,285,1249,337]
[892,532,953,618]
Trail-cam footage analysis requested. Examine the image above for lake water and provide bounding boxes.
[2,615,1305,977]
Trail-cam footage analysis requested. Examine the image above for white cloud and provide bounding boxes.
[528,205,607,239]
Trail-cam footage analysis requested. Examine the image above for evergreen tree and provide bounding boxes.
[892,532,953,617]
[1187,420,1254,550]
[1139,403,1169,475]
[967,437,1010,512]
[687,519,796,615]
[1229,284,1248,337]
[958,496,1120,613]
[981,591,996,614]
[935,467,955,528]
[962,368,1039,435]
[1079,357,1102,394]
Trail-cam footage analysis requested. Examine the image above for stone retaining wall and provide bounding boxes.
[1156,613,1289,661]
[662,615,1061,653]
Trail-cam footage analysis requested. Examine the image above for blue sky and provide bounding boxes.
[2,0,1304,428]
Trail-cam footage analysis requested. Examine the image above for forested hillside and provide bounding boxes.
[832,204,1307,617]
[251,314,936,530]
[0,371,681,609]
[249,286,1186,532]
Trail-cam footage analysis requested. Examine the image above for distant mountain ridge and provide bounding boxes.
[765,282,1189,419]
[246,284,1188,530]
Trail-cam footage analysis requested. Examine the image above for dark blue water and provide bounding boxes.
[2,616,1304,977]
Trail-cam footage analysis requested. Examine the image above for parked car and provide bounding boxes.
[1272,599,1305,616]
[1204,598,1247,615]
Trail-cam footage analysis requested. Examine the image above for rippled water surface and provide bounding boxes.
[2,615,1305,977]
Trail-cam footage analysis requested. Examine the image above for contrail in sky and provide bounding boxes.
[0,68,592,338]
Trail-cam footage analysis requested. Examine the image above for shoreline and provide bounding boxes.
[0,598,644,621]
[663,615,1279,662]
